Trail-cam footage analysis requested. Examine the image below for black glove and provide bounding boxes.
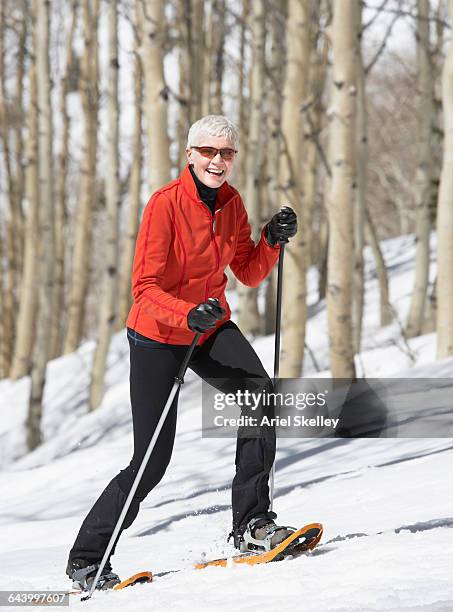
[187,298,226,333]
[266,206,297,246]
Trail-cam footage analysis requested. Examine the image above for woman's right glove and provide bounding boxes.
[187,299,226,333]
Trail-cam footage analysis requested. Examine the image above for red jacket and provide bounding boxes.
[126,165,281,345]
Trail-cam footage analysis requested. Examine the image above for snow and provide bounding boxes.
[1,232,453,611]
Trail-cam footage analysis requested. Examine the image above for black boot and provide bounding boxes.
[66,558,121,592]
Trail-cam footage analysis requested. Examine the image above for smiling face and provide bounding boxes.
[186,134,236,188]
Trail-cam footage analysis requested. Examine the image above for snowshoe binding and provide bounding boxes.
[238,515,297,553]
[66,558,121,592]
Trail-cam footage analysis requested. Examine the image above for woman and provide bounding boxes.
[66,115,297,591]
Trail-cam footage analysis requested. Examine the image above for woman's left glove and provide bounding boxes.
[266,206,297,246]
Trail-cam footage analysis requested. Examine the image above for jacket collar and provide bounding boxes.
[180,164,236,209]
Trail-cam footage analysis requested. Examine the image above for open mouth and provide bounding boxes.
[206,169,224,177]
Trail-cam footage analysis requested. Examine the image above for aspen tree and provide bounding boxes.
[10,2,40,380]
[210,0,225,115]
[406,0,435,338]
[10,0,27,286]
[201,0,214,118]
[118,4,143,329]
[365,208,391,327]
[49,0,78,359]
[176,0,191,170]
[424,4,446,335]
[326,0,357,379]
[27,0,55,450]
[264,0,287,334]
[139,0,171,194]
[279,0,311,376]
[436,0,453,358]
[64,0,100,353]
[0,1,17,372]
[236,0,249,195]
[302,4,325,278]
[352,0,366,352]
[89,0,120,411]
[0,246,5,377]
[189,0,204,122]
[201,0,226,117]
[237,0,266,336]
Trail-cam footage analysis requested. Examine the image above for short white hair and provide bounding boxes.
[187,115,239,150]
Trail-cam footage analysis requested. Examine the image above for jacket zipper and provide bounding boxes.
[197,201,222,302]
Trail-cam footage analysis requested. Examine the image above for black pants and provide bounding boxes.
[68,321,276,563]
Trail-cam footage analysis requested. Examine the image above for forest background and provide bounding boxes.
[0,0,452,451]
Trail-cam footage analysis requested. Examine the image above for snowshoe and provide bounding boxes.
[66,558,121,592]
[239,515,297,553]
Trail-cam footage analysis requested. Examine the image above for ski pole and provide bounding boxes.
[269,237,286,512]
[82,327,202,600]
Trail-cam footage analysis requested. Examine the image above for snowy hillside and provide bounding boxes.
[1,234,453,611]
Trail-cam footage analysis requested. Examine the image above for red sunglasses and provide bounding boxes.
[191,146,238,161]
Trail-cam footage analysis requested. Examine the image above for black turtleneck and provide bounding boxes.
[189,164,218,216]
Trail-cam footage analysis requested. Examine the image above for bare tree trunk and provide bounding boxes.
[318,52,334,304]
[236,0,249,194]
[13,0,27,277]
[0,1,18,373]
[365,209,392,327]
[63,0,100,354]
[264,0,287,335]
[210,0,225,115]
[189,0,204,122]
[10,17,40,380]
[201,0,214,118]
[237,0,266,337]
[49,0,78,359]
[326,0,357,379]
[200,0,224,116]
[406,0,434,338]
[279,0,311,377]
[423,276,437,334]
[89,0,120,411]
[317,215,328,301]
[27,0,55,450]
[0,234,5,377]
[176,0,191,171]
[302,6,325,278]
[139,0,171,194]
[436,0,453,358]
[118,8,143,330]
[352,1,366,354]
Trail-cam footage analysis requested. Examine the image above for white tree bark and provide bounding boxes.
[118,5,143,330]
[139,0,171,194]
[237,0,265,336]
[0,1,17,373]
[436,0,453,358]
[279,0,311,377]
[352,1,366,353]
[89,0,120,411]
[264,0,287,334]
[406,0,434,338]
[176,0,191,171]
[49,0,78,359]
[236,0,249,195]
[326,0,357,379]
[10,40,40,380]
[210,0,225,115]
[189,0,204,122]
[365,208,391,327]
[27,0,55,450]
[64,0,100,353]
